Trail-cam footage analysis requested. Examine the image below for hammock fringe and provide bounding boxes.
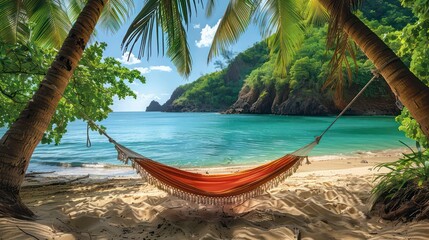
[116,145,305,205]
[133,158,304,205]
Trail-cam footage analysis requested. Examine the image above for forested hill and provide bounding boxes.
[161,42,269,112]
[157,0,414,115]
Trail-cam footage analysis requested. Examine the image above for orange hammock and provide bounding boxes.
[113,140,318,205]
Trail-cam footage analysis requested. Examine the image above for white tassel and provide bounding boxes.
[129,156,305,205]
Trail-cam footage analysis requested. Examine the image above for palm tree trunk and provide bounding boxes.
[319,0,429,139]
[0,0,107,219]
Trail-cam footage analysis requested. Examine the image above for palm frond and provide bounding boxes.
[304,0,328,26]
[205,0,215,17]
[25,0,72,48]
[164,0,192,75]
[64,0,85,23]
[257,0,305,75]
[63,0,99,44]
[99,0,134,34]
[0,0,30,44]
[349,0,363,11]
[207,0,258,62]
[322,40,358,102]
[123,0,201,77]
[323,0,363,100]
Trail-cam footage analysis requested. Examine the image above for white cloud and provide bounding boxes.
[139,93,161,101]
[112,93,162,112]
[149,66,172,72]
[195,19,221,48]
[193,23,200,29]
[116,52,141,65]
[134,67,150,74]
[134,65,172,74]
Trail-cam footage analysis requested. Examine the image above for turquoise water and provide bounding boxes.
[0,112,412,175]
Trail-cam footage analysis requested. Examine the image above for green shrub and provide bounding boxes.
[372,142,429,202]
[371,142,429,221]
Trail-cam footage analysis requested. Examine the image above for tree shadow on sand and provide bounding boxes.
[1,177,428,239]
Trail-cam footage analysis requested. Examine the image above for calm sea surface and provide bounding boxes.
[0,112,413,175]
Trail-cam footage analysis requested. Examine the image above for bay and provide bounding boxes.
[0,112,412,175]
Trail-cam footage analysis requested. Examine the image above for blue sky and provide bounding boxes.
[94,2,262,112]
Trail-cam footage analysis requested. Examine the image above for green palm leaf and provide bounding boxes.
[208,0,304,75]
[25,0,72,48]
[99,0,134,33]
[257,0,305,75]
[207,0,257,62]
[0,0,30,44]
[65,0,85,22]
[123,0,201,77]
[163,0,193,75]
[323,0,363,99]
[205,0,215,17]
[304,0,328,26]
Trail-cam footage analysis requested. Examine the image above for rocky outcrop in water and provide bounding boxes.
[146,100,163,112]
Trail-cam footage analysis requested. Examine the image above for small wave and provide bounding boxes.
[82,163,130,169]
[310,155,347,161]
[31,161,129,169]
[31,161,82,168]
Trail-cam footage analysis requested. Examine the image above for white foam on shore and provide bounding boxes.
[27,166,138,179]
[26,147,410,179]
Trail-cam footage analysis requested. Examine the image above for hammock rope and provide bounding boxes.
[40,67,383,205]
[318,71,379,141]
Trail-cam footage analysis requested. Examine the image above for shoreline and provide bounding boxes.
[2,149,428,239]
[24,147,410,180]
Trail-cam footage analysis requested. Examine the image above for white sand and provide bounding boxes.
[1,149,428,239]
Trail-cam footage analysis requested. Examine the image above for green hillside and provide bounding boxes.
[161,0,414,115]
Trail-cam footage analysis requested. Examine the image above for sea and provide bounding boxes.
[0,112,413,177]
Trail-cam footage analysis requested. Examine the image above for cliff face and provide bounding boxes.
[161,86,189,112]
[162,68,400,116]
[225,80,399,115]
[225,80,335,115]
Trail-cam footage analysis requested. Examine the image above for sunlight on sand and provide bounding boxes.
[1,149,428,239]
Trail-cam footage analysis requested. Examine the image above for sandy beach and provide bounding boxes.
[1,149,429,239]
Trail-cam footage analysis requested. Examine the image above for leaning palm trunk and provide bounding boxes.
[319,0,429,139]
[0,0,107,219]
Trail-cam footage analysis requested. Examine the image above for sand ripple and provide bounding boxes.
[1,160,429,239]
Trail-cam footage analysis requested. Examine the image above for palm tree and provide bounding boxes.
[208,0,429,139]
[0,0,198,219]
[0,0,111,220]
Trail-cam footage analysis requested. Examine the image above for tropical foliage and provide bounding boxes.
[0,0,134,48]
[371,142,429,220]
[0,41,145,144]
[369,0,429,221]
[395,0,429,148]
[122,0,205,77]
[0,0,71,48]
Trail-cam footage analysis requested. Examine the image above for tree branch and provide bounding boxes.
[0,70,47,76]
[0,86,27,104]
